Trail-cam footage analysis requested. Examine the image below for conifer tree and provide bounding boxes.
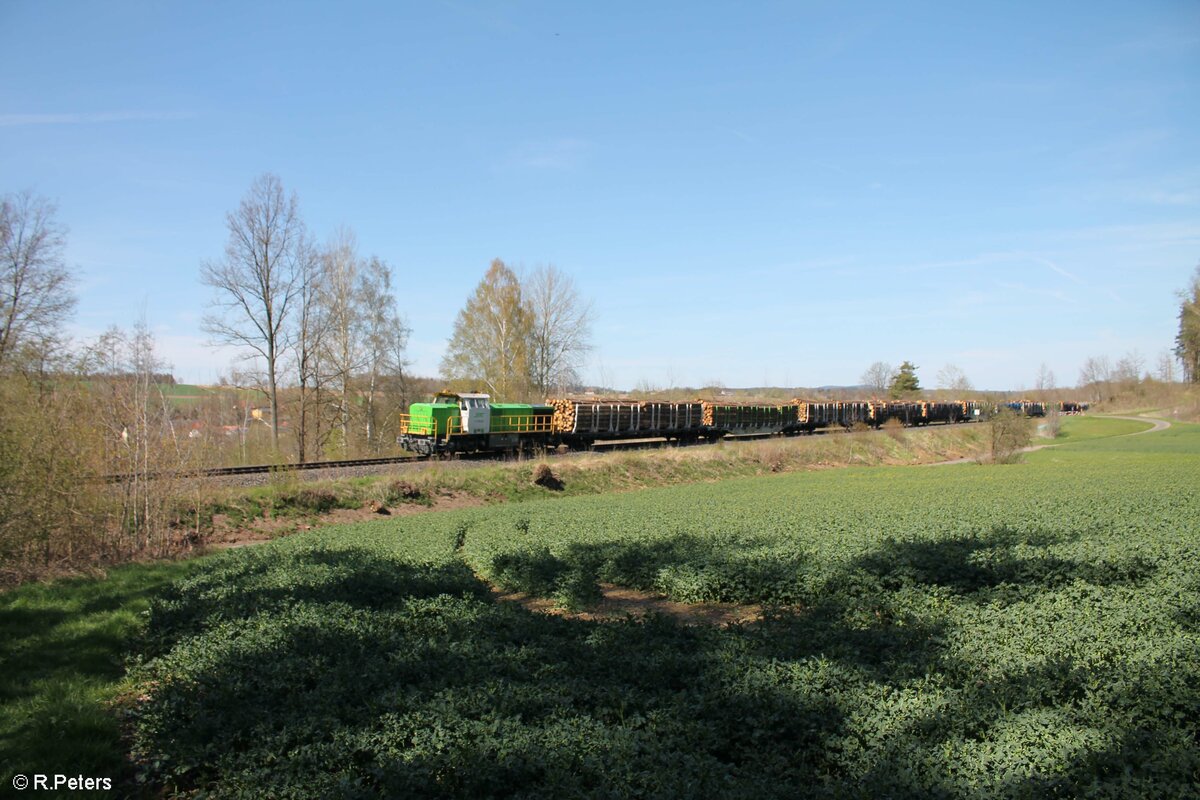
[889,360,921,398]
[1175,266,1200,383]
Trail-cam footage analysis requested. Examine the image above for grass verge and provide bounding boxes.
[0,559,207,797]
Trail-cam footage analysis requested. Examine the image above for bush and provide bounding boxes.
[1042,407,1062,439]
[385,480,426,504]
[280,488,339,513]
[531,463,564,490]
[985,408,1034,464]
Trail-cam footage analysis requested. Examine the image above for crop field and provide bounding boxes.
[4,420,1186,798]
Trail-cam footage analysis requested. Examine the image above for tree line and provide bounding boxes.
[1,175,1194,582]
[0,177,417,582]
[1,190,209,582]
[0,178,594,581]
[201,174,411,462]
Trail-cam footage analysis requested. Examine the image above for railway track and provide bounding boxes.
[110,419,979,486]
[197,454,424,478]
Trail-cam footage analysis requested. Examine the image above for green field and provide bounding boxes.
[3,419,1197,797]
[1046,415,1154,443]
[0,560,206,795]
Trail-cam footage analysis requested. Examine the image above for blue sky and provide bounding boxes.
[2,1,1197,391]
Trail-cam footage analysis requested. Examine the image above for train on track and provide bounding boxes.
[397,391,1087,456]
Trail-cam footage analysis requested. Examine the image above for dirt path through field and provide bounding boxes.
[485,580,765,627]
[205,491,486,550]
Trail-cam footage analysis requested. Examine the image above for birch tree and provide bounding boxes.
[441,259,531,399]
[318,228,365,452]
[1035,363,1056,392]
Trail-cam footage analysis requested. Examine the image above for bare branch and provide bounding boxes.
[0,190,75,369]
[200,173,305,452]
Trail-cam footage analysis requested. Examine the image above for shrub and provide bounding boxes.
[986,408,1035,464]
[1042,407,1062,438]
[531,463,564,490]
[279,488,339,513]
[385,480,426,504]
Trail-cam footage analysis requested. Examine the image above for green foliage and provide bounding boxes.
[124,425,1200,797]
[889,360,921,398]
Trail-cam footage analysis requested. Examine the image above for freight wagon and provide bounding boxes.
[398,391,1064,456]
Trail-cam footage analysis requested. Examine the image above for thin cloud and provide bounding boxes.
[0,111,195,127]
[995,280,1075,304]
[900,251,1016,274]
[501,138,590,170]
[1028,255,1085,285]
[1021,254,1125,303]
[727,128,759,146]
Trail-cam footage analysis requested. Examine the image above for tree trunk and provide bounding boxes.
[268,351,280,453]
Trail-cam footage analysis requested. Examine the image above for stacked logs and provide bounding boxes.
[547,399,704,435]
[794,400,871,427]
[702,402,799,432]
[640,401,704,432]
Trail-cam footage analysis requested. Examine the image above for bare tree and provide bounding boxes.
[1156,350,1178,383]
[1078,355,1111,402]
[84,320,209,556]
[935,363,972,394]
[861,361,895,396]
[201,174,304,453]
[358,256,409,450]
[217,365,270,464]
[441,259,532,399]
[1113,350,1144,385]
[291,234,327,462]
[1035,363,1056,392]
[525,264,593,396]
[0,191,75,370]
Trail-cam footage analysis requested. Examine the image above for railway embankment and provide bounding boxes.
[204,422,990,547]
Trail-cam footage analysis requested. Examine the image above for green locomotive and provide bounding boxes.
[398,392,553,456]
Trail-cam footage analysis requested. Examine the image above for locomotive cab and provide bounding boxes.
[455,393,492,435]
